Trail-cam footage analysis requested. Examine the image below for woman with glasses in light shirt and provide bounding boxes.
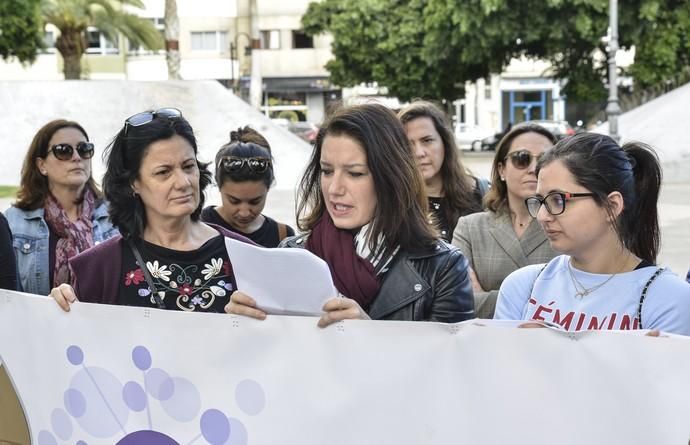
[49,109,254,312]
[494,132,690,335]
[5,120,119,295]
[201,127,294,248]
[452,123,557,318]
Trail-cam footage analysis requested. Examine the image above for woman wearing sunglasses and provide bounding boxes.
[4,120,119,295]
[49,109,254,312]
[452,123,558,318]
[398,101,487,242]
[494,133,690,335]
[201,127,294,247]
[227,103,475,326]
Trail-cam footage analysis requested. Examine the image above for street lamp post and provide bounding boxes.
[606,0,621,142]
[230,32,252,91]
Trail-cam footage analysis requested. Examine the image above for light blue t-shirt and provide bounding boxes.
[495,255,690,336]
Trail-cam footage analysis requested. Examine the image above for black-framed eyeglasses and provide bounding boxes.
[525,192,596,217]
[221,156,271,173]
[47,142,95,161]
[124,108,182,135]
[505,150,543,170]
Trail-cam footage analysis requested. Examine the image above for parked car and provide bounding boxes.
[479,120,576,151]
[288,121,319,144]
[529,120,576,140]
[454,123,494,151]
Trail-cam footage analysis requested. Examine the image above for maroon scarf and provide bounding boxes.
[44,189,96,288]
[306,214,380,310]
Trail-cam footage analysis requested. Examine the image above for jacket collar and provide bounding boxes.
[489,212,549,266]
[367,249,429,319]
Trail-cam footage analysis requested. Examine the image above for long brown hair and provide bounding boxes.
[398,101,480,233]
[484,123,557,214]
[297,103,437,256]
[15,119,103,210]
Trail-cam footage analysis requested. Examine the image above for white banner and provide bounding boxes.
[1,290,690,445]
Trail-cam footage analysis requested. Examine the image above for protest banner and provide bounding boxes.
[1,290,689,444]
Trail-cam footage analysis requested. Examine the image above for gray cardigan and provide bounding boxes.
[452,211,557,318]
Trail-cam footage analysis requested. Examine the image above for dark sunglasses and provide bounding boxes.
[47,142,95,161]
[525,192,596,218]
[124,108,182,135]
[221,156,271,173]
[505,150,543,170]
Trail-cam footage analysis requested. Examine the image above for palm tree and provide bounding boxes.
[42,0,163,79]
[164,0,181,79]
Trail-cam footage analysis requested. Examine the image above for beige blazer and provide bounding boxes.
[452,211,557,318]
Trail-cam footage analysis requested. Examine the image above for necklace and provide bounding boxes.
[567,259,624,300]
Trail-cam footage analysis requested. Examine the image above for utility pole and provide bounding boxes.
[606,0,621,142]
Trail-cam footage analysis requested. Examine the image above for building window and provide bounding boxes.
[42,31,56,53]
[260,30,280,50]
[85,29,119,55]
[190,31,228,52]
[129,18,165,55]
[292,31,313,49]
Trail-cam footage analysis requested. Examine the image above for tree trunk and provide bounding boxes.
[55,28,86,80]
[164,0,181,80]
[249,0,262,110]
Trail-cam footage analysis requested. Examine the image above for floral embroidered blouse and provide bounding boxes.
[118,235,235,312]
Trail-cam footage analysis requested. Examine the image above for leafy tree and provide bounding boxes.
[303,0,690,103]
[0,0,44,64]
[42,0,163,79]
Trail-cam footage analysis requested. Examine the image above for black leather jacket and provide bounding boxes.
[282,234,475,322]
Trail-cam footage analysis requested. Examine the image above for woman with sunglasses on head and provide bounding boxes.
[227,103,474,326]
[201,127,294,248]
[494,133,690,335]
[398,101,487,242]
[5,120,119,295]
[49,108,254,312]
[452,123,558,318]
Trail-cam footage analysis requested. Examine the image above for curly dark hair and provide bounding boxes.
[102,111,212,239]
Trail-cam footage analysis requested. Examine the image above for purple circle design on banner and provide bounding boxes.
[235,379,265,416]
[131,346,152,371]
[37,430,58,445]
[228,417,248,445]
[69,367,129,438]
[50,408,72,440]
[200,409,230,445]
[64,388,87,418]
[145,368,175,401]
[123,381,147,412]
[66,345,84,365]
[116,430,180,445]
[160,377,201,422]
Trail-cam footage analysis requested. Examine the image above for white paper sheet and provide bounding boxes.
[224,237,337,315]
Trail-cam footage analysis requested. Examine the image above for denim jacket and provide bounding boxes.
[4,201,119,296]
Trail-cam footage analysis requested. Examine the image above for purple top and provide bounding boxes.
[68,224,254,305]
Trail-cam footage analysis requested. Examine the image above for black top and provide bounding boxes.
[117,235,235,312]
[200,206,294,248]
[428,185,483,242]
[0,214,17,290]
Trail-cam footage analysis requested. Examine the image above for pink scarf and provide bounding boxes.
[306,214,380,310]
[44,189,96,288]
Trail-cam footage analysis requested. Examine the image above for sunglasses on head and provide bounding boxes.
[221,156,271,174]
[504,150,543,170]
[47,142,95,161]
[124,108,182,135]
